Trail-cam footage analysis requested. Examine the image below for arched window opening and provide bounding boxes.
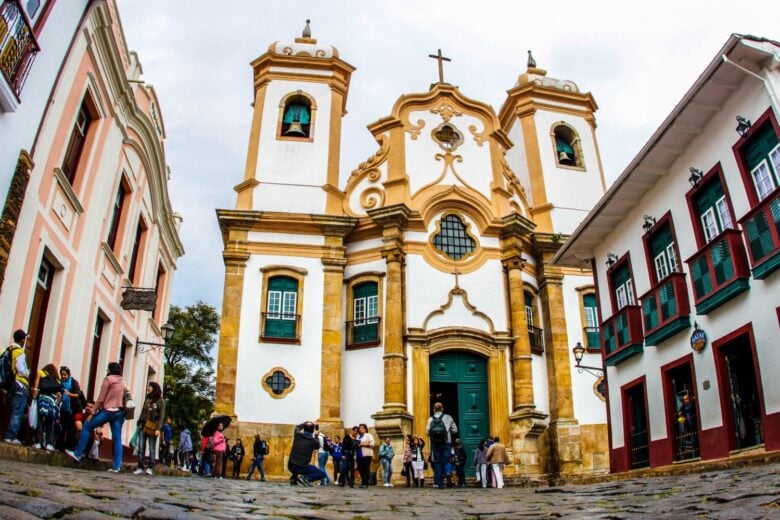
[552,124,585,169]
[281,95,312,138]
[432,214,476,261]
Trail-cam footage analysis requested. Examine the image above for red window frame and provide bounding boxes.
[732,107,780,208]
[685,163,738,249]
[641,211,682,287]
[605,252,636,316]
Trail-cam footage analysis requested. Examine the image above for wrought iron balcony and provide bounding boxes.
[639,272,690,346]
[0,1,40,108]
[528,325,544,355]
[685,229,750,314]
[601,305,643,366]
[346,317,381,349]
[261,312,300,342]
[584,327,600,352]
[739,188,780,280]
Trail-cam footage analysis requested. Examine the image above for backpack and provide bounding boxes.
[429,414,448,445]
[0,346,17,391]
[206,437,214,451]
[260,440,269,455]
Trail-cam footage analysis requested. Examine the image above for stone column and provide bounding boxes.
[0,150,33,292]
[368,204,413,440]
[312,216,357,434]
[535,233,582,478]
[500,215,548,478]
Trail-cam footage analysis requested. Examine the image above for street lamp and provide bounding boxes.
[572,342,604,378]
[136,322,175,354]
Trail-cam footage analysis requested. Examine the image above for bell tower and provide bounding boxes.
[499,54,607,234]
[234,20,355,215]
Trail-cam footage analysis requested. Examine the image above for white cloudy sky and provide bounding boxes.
[115,0,777,311]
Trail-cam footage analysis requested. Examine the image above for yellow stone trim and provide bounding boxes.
[247,242,323,258]
[589,123,608,193]
[406,242,497,274]
[275,90,317,143]
[259,266,307,343]
[238,84,268,210]
[261,366,296,399]
[575,284,596,349]
[326,89,345,213]
[415,185,495,234]
[518,113,552,232]
[422,286,495,333]
[549,121,586,171]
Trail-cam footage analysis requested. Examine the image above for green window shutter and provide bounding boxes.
[353,282,378,343]
[694,179,725,216]
[659,280,677,321]
[649,225,674,258]
[690,256,712,299]
[642,295,658,331]
[744,121,779,169]
[612,264,630,287]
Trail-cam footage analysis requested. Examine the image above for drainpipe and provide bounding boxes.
[722,54,780,119]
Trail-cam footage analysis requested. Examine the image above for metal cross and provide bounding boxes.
[428,48,451,84]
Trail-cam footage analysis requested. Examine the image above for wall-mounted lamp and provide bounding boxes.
[136,322,175,354]
[735,115,752,138]
[688,167,704,188]
[605,253,618,269]
[572,342,604,378]
[642,215,657,234]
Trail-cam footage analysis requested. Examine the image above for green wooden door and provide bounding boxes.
[429,351,489,476]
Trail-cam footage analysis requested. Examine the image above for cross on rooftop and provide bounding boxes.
[428,48,451,84]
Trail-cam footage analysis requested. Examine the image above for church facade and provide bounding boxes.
[215,24,609,481]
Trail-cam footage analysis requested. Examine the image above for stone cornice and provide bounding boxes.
[367,203,411,229]
[501,213,536,238]
[311,214,358,237]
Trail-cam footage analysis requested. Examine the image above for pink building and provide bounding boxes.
[0,0,183,443]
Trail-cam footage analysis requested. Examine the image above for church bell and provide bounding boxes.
[284,121,306,136]
[558,150,574,165]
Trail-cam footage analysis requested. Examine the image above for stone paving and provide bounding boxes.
[0,458,778,519]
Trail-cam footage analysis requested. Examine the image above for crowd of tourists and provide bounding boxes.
[2,331,507,486]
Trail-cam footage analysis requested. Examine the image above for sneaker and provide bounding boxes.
[388,483,394,487]
[107,468,120,473]
[218,476,223,480]
[133,468,144,475]
[297,475,312,487]
[32,443,41,449]
[383,483,390,487]
[64,449,81,462]
[145,468,153,476]
[45,444,55,451]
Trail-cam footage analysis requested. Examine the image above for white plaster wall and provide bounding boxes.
[405,111,493,198]
[564,274,607,425]
[344,259,386,280]
[342,343,385,428]
[252,79,333,213]
[531,354,550,416]
[593,78,780,449]
[345,238,383,255]
[0,1,89,200]
[233,254,324,424]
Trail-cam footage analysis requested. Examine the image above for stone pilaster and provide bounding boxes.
[368,204,413,440]
[534,232,582,478]
[0,150,33,293]
[312,215,357,433]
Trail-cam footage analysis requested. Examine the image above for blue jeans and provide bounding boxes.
[381,457,393,484]
[247,455,265,480]
[431,442,451,489]
[290,463,327,483]
[138,430,158,469]
[317,451,332,485]
[75,409,125,470]
[339,454,355,486]
[5,384,27,441]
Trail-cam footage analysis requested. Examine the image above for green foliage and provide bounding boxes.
[163,301,219,438]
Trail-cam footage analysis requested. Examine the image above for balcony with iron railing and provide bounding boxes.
[739,188,780,280]
[0,1,40,111]
[261,312,300,343]
[602,305,644,367]
[639,272,690,346]
[584,327,600,352]
[528,325,544,355]
[346,317,381,349]
[685,229,751,315]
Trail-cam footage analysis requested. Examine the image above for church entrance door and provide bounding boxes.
[429,351,488,476]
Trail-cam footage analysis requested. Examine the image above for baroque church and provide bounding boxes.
[215,22,609,480]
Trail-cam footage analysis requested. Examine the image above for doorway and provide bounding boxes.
[623,380,650,469]
[429,351,488,476]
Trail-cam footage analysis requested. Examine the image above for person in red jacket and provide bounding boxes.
[211,421,227,479]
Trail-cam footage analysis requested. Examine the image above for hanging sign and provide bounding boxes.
[690,326,707,352]
[121,288,157,311]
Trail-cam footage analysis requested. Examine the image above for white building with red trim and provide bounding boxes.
[554,34,780,472]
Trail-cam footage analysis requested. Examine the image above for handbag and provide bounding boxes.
[400,467,407,477]
[27,398,38,429]
[143,418,158,436]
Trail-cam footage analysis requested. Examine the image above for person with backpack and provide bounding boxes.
[425,401,459,489]
[315,425,332,485]
[65,362,126,473]
[246,433,268,481]
[31,363,61,450]
[2,329,30,445]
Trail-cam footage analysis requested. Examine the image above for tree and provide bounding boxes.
[162,301,220,437]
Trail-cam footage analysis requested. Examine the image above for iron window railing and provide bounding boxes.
[0,1,39,100]
[738,188,780,279]
[261,312,299,340]
[528,326,544,355]
[639,272,690,346]
[346,317,381,348]
[685,229,750,314]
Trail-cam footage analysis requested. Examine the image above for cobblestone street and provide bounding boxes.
[0,459,778,519]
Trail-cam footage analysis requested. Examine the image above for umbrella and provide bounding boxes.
[201,415,231,437]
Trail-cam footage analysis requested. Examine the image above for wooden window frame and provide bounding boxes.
[605,252,636,315]
[732,108,780,208]
[642,212,683,287]
[259,266,307,344]
[685,163,737,249]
